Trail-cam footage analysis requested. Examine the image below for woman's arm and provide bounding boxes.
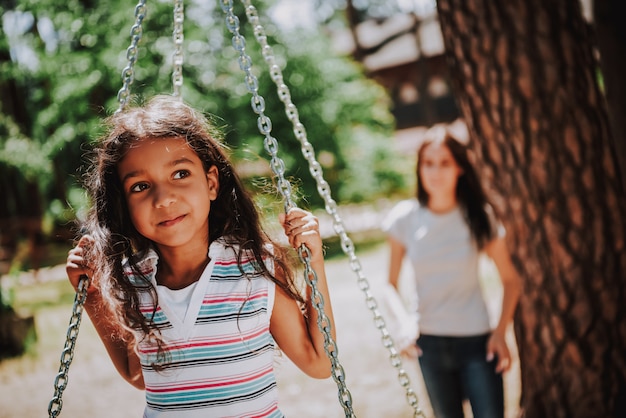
[270,208,336,379]
[385,236,421,358]
[66,237,145,389]
[484,236,522,373]
[387,236,406,290]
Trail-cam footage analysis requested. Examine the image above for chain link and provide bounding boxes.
[55,1,422,416]
[298,244,355,416]
[116,0,147,113]
[172,0,184,97]
[47,276,90,418]
[220,1,356,416]
[49,3,145,414]
[220,1,296,213]
[241,2,425,416]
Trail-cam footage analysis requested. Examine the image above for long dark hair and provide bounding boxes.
[416,125,494,248]
[81,95,303,358]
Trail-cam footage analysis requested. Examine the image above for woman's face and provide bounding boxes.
[418,142,463,199]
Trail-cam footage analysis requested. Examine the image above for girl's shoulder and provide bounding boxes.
[122,247,159,285]
[123,247,158,267]
[209,236,274,262]
[211,236,277,276]
[209,236,237,261]
[212,235,275,253]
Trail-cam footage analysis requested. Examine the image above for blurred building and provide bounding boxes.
[327,4,463,153]
[341,6,460,131]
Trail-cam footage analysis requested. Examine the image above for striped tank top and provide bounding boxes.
[123,238,283,417]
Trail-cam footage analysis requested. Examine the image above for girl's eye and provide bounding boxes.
[130,182,149,193]
[173,170,190,179]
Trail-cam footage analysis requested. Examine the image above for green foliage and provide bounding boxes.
[0,0,407,260]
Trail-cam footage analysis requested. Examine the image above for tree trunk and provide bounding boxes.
[593,0,626,191]
[436,1,626,417]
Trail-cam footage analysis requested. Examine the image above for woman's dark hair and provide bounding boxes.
[81,95,303,362]
[416,125,494,248]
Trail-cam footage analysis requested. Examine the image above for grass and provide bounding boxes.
[12,280,77,314]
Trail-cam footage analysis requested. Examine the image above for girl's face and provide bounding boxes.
[419,142,463,199]
[117,137,218,251]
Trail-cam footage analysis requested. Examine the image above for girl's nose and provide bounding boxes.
[154,185,176,207]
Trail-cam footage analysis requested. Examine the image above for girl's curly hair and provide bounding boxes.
[80,95,303,365]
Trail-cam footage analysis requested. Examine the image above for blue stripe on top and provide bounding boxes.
[124,239,283,418]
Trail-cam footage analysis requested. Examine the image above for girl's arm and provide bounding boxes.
[66,237,145,389]
[484,236,522,373]
[270,208,336,379]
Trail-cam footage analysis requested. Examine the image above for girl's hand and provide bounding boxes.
[486,330,512,373]
[66,235,95,294]
[279,208,323,263]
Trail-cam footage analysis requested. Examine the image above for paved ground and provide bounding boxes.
[0,242,520,418]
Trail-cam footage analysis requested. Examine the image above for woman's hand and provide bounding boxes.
[486,330,512,373]
[279,208,323,263]
[484,236,520,374]
[66,235,95,294]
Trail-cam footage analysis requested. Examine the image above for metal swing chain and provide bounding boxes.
[219,2,355,417]
[116,0,182,105]
[47,276,90,418]
[116,0,147,113]
[240,2,425,417]
[172,0,184,97]
[48,3,147,416]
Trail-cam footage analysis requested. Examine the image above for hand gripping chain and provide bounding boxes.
[220,1,356,416]
[235,1,426,416]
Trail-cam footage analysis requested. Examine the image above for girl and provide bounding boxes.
[383,125,521,418]
[66,95,336,417]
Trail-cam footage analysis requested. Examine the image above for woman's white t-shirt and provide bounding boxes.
[383,199,493,336]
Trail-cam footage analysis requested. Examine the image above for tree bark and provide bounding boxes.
[593,0,626,192]
[436,1,626,417]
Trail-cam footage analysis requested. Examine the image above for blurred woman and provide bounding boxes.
[383,125,521,418]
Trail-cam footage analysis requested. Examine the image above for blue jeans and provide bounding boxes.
[417,334,504,418]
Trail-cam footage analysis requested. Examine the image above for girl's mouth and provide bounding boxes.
[159,215,185,227]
